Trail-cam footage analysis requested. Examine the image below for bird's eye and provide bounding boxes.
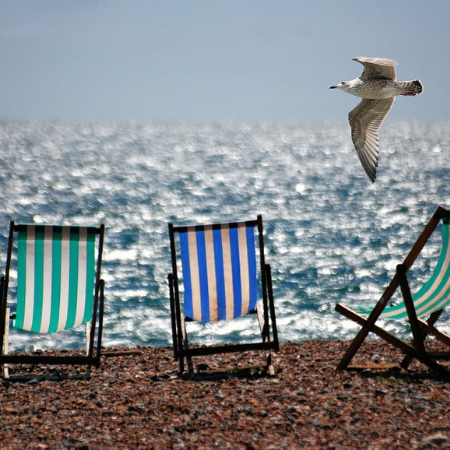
[341,81,346,85]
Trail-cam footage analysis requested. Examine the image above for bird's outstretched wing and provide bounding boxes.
[353,57,397,81]
[348,98,395,182]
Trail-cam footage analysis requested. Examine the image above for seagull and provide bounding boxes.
[330,57,423,182]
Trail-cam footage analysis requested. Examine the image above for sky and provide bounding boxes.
[0,0,449,122]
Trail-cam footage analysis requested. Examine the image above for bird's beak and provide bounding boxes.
[329,85,337,89]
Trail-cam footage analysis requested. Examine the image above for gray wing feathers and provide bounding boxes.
[348,98,395,182]
[353,57,397,81]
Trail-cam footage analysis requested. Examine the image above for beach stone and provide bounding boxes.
[420,432,450,448]
[1,341,450,448]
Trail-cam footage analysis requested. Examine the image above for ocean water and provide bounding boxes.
[0,120,449,351]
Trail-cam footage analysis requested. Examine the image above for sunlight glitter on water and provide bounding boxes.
[0,120,449,351]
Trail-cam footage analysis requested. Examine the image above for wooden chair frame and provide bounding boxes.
[336,206,450,375]
[0,222,105,379]
[168,215,279,375]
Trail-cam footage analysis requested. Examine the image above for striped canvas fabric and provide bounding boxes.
[14,225,96,334]
[357,219,450,320]
[179,222,258,323]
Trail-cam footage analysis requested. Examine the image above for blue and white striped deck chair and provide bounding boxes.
[0,222,105,379]
[336,206,450,374]
[168,215,279,375]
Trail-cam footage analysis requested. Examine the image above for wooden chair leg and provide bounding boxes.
[256,303,275,375]
[397,265,450,374]
[335,267,408,370]
[266,264,279,350]
[336,303,421,365]
[3,308,10,379]
[181,317,193,376]
[168,274,178,361]
[401,310,442,369]
[397,265,427,357]
[420,319,450,347]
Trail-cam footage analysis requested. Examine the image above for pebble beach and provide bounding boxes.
[1,340,450,449]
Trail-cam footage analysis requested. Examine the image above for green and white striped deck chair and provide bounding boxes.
[168,215,279,376]
[0,222,105,379]
[336,206,450,374]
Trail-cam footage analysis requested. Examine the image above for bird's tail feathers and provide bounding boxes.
[397,80,423,96]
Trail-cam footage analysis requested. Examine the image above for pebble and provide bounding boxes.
[1,340,450,448]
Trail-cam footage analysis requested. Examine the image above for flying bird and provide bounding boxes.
[330,57,423,182]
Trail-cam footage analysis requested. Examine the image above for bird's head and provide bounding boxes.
[330,81,349,91]
[330,79,361,93]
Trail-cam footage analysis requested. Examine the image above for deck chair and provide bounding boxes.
[336,206,450,375]
[168,215,279,376]
[0,222,105,380]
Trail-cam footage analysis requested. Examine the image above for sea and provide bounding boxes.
[0,120,449,352]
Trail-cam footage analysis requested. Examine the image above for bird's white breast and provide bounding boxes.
[344,79,399,99]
